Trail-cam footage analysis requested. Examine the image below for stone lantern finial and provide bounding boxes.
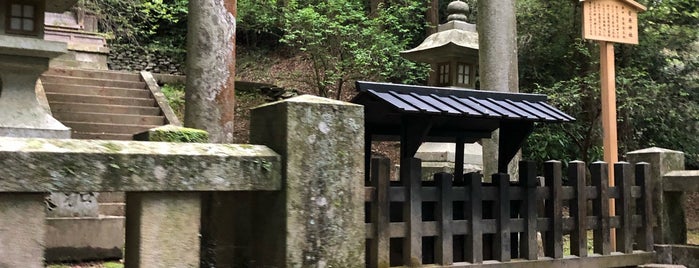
[447,1,469,22]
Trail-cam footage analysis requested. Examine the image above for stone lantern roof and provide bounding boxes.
[400,0,479,63]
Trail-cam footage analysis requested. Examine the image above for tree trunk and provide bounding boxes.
[478,0,520,178]
[185,0,237,143]
[426,0,439,35]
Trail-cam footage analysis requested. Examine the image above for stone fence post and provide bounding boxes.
[247,95,365,267]
[627,147,686,244]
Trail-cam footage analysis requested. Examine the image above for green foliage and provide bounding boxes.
[280,0,429,98]
[519,0,699,168]
[103,262,124,268]
[79,0,188,48]
[161,83,186,120]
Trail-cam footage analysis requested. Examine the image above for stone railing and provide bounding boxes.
[627,147,699,267]
[0,95,365,268]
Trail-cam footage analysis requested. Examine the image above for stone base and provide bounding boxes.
[45,216,125,262]
[396,161,482,181]
[654,244,699,268]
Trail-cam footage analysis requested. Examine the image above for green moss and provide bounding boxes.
[104,261,124,268]
[149,126,209,143]
[102,142,123,153]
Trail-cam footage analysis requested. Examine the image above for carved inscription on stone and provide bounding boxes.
[583,0,640,44]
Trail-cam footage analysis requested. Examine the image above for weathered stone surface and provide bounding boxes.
[0,137,281,192]
[141,72,183,126]
[185,0,237,143]
[45,216,124,261]
[0,193,46,268]
[654,244,699,267]
[125,192,201,267]
[246,95,366,267]
[627,147,686,244]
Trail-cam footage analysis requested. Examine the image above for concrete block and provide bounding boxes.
[627,147,686,244]
[45,216,125,262]
[0,193,46,268]
[243,95,366,267]
[125,192,201,268]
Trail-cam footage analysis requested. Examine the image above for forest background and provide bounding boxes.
[78,0,699,169]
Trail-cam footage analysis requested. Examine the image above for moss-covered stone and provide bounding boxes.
[135,125,209,143]
[0,137,280,192]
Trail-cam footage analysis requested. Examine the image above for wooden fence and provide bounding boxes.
[364,158,655,267]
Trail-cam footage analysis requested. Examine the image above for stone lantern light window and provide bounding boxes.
[7,2,39,35]
[457,62,470,86]
[438,63,450,86]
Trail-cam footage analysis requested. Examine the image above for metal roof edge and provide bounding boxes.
[356,81,549,102]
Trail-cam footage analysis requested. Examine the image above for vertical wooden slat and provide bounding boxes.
[569,161,588,257]
[636,162,654,251]
[403,158,422,266]
[465,172,483,263]
[592,161,612,255]
[435,172,454,265]
[370,157,391,268]
[520,161,538,260]
[544,161,563,259]
[494,173,511,262]
[615,162,633,253]
[454,137,466,183]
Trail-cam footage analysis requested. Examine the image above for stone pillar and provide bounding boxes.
[478,0,520,178]
[0,193,46,268]
[185,0,237,143]
[627,147,686,244]
[247,95,365,267]
[125,192,202,267]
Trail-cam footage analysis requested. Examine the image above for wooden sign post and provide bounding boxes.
[581,0,646,251]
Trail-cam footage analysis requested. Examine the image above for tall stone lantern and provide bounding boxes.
[400,1,483,179]
[0,0,76,138]
[401,0,479,88]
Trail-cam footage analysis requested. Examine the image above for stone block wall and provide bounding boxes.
[108,44,185,75]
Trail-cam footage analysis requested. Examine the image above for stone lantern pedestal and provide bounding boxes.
[0,35,70,138]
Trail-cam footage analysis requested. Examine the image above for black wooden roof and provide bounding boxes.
[351,81,574,173]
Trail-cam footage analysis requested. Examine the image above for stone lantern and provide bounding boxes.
[400,1,483,178]
[401,0,479,88]
[0,0,77,138]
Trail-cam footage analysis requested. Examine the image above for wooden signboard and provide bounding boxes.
[582,0,646,45]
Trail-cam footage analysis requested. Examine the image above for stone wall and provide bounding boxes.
[108,44,185,75]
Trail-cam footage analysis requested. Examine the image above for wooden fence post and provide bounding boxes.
[520,161,538,260]
[436,172,454,265]
[635,162,654,251]
[569,161,588,257]
[404,157,422,266]
[592,162,612,255]
[544,161,563,258]
[615,162,634,253]
[494,173,511,262]
[465,172,483,263]
[370,157,391,268]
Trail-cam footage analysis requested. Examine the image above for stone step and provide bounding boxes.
[98,203,125,217]
[71,132,135,140]
[97,192,125,203]
[46,93,156,107]
[49,102,162,116]
[42,74,146,89]
[62,121,159,135]
[45,68,142,82]
[43,83,151,99]
[55,112,165,126]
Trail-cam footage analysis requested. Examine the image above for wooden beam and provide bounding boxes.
[600,40,618,250]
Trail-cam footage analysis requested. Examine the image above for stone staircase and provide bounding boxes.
[42,68,166,140]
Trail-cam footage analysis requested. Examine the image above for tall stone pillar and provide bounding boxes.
[247,95,365,267]
[185,0,237,143]
[627,147,686,244]
[185,1,238,266]
[478,0,520,177]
